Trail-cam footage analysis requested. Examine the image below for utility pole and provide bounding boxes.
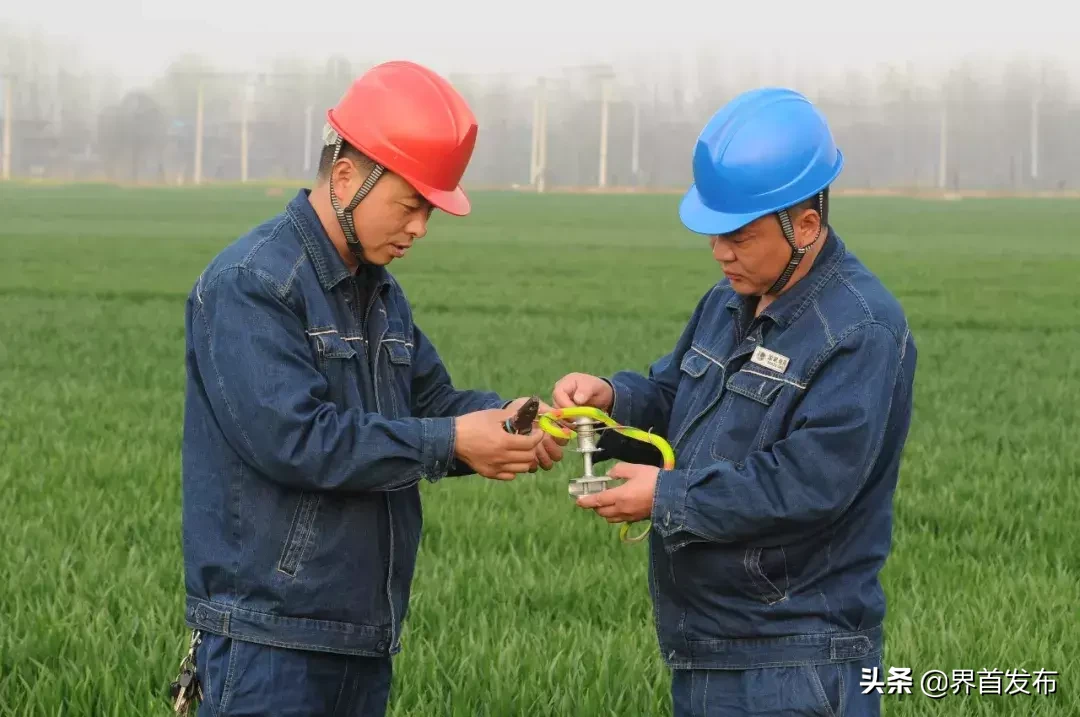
[240,79,253,183]
[530,76,547,193]
[1030,66,1043,184]
[937,101,947,190]
[194,79,204,185]
[537,87,547,193]
[1030,92,1039,183]
[530,76,541,189]
[566,65,615,189]
[303,104,313,175]
[598,75,612,188]
[2,75,12,181]
[185,70,321,185]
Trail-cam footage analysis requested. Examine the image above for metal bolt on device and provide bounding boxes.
[568,416,613,497]
[532,404,673,543]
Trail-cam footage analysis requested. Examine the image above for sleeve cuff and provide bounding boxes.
[604,377,632,426]
[595,378,633,459]
[421,416,456,481]
[652,468,688,540]
[653,469,714,552]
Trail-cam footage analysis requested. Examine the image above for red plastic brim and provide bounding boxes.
[410,179,471,216]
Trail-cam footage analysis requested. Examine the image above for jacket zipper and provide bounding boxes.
[362,284,398,654]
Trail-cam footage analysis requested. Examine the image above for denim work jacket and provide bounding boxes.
[597,231,917,670]
[181,190,506,656]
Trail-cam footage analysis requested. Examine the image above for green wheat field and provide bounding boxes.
[1,184,1078,715]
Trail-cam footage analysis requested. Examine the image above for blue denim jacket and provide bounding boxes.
[181,190,506,656]
[598,231,917,670]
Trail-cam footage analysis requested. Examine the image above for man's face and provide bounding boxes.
[336,159,434,266]
[709,208,820,296]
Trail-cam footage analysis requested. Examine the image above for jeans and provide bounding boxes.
[671,656,882,716]
[194,632,393,717]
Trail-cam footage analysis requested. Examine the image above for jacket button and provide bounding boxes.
[376,641,387,652]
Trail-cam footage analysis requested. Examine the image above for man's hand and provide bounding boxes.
[575,462,659,523]
[453,407,545,480]
[504,396,566,471]
[552,373,614,412]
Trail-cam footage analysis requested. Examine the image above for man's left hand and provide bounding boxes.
[575,462,659,523]
[504,396,567,472]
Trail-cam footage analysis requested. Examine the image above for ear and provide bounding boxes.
[331,155,355,191]
[795,208,822,249]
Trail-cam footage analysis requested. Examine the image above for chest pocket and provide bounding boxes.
[377,334,413,418]
[307,329,363,408]
[680,349,712,378]
[709,368,787,466]
[670,347,725,444]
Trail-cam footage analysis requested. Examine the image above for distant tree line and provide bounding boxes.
[2,27,1077,191]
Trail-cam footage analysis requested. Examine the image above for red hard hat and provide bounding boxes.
[326,60,477,216]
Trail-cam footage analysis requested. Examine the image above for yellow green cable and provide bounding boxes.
[537,406,675,544]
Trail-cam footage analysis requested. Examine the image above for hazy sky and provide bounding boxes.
[4,0,1078,85]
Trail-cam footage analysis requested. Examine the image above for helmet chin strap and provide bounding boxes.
[765,189,829,295]
[325,130,385,265]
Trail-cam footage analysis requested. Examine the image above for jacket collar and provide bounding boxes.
[725,229,846,328]
[286,189,391,293]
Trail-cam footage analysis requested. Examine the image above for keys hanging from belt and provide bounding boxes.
[169,630,203,714]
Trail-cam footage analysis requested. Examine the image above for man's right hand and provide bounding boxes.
[453,409,546,480]
[552,373,614,412]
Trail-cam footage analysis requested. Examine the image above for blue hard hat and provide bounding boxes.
[679,87,843,236]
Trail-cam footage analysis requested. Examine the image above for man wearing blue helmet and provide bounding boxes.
[553,87,917,715]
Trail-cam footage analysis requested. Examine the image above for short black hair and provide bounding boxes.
[789,196,818,214]
[316,140,376,182]
[786,189,830,229]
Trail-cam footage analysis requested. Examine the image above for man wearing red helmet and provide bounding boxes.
[180,60,562,715]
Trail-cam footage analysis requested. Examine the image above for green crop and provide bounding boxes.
[1,184,1077,715]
